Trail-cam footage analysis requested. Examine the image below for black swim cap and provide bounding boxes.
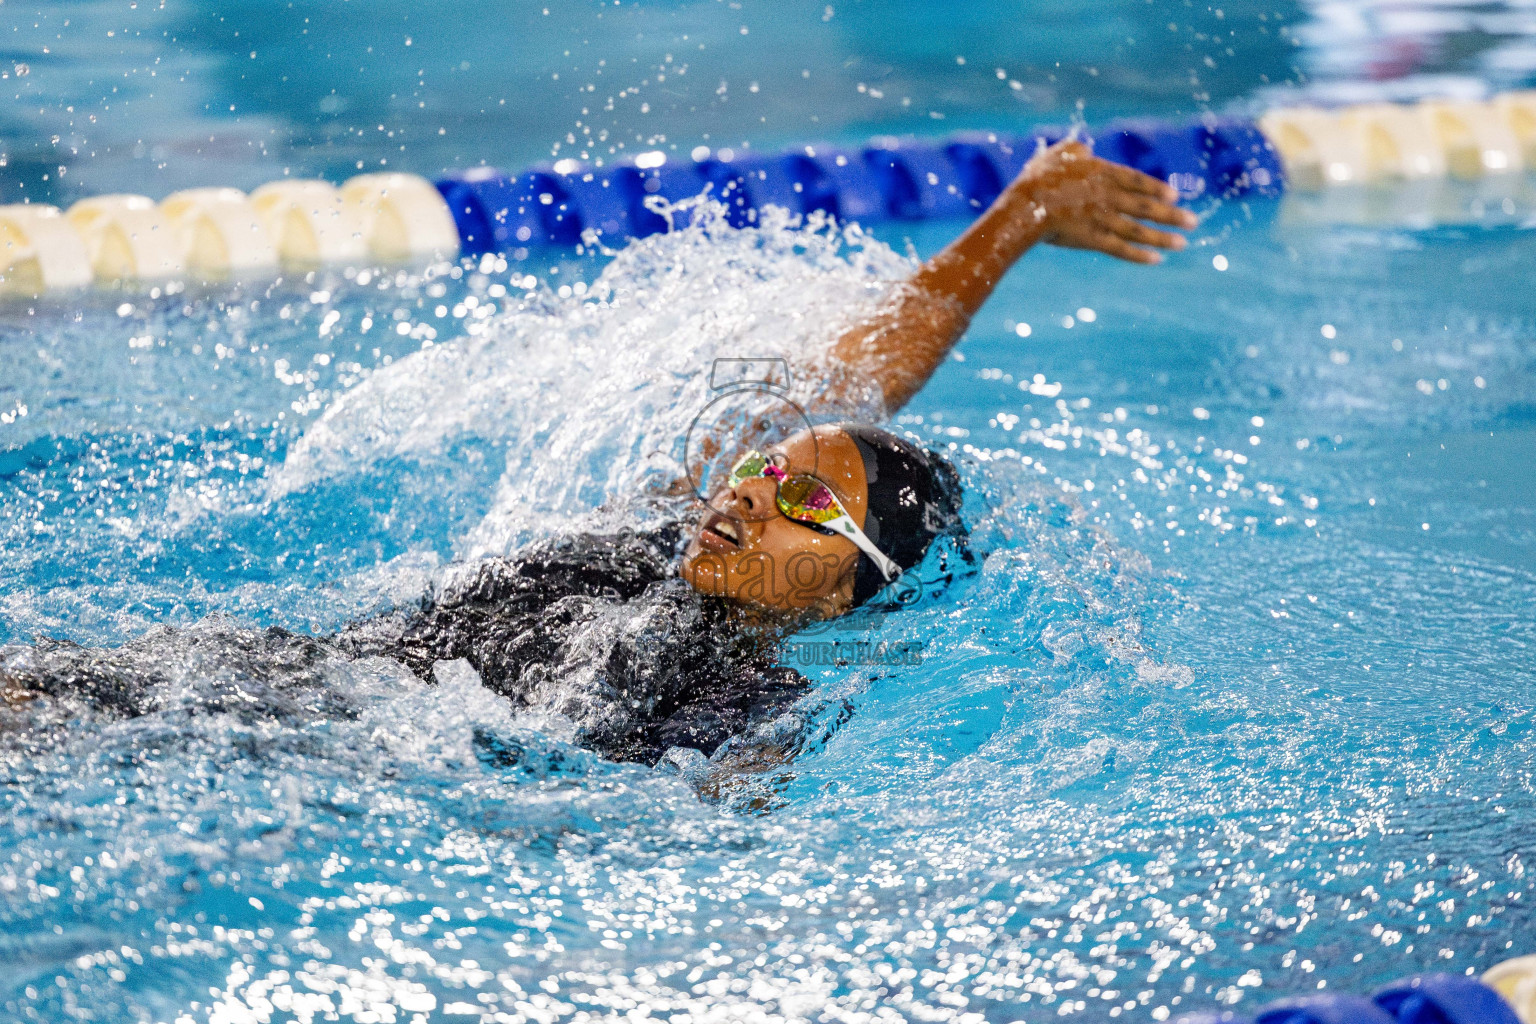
[839,424,966,606]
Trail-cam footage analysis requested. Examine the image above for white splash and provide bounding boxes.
[268,204,909,557]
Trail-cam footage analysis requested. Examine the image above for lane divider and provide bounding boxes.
[160,187,278,277]
[0,173,463,298]
[1486,955,1536,1023]
[248,180,367,267]
[1261,91,1534,187]
[0,204,93,294]
[0,91,1532,298]
[1496,92,1536,166]
[339,173,461,264]
[1174,965,1530,1024]
[65,194,185,283]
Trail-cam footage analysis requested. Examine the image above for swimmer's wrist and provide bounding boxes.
[991,181,1055,242]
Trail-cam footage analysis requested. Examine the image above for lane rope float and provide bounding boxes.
[248,179,368,267]
[1485,955,1536,1024]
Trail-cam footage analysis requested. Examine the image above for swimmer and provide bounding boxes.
[0,140,1194,768]
[680,139,1194,616]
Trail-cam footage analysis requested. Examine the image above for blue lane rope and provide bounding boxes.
[434,116,1286,255]
[1172,972,1524,1024]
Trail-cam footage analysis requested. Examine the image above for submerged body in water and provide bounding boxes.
[3,526,809,766]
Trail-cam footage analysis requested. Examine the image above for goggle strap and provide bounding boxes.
[824,512,901,582]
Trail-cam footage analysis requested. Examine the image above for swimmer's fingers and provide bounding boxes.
[1103,160,1181,201]
[1074,228,1165,265]
[1105,212,1188,252]
[1114,191,1199,230]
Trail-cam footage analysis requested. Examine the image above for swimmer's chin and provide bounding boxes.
[679,548,852,620]
[678,546,732,601]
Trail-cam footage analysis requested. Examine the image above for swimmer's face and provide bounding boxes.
[682,425,867,616]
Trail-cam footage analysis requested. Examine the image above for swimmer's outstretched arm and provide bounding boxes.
[830,139,1198,411]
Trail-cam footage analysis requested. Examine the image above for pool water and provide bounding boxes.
[4,2,1536,1023]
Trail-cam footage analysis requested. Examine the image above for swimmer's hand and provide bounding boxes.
[826,138,1196,413]
[1020,139,1197,265]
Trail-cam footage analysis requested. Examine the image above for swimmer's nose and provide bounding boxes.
[733,475,778,520]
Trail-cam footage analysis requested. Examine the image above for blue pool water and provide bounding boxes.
[4,2,1536,1023]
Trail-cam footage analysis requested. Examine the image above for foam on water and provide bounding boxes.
[269,203,900,557]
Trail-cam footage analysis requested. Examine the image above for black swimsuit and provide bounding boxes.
[3,526,810,766]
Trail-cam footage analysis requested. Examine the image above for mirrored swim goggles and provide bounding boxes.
[725,449,901,582]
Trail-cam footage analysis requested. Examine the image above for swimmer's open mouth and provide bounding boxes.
[699,514,742,551]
